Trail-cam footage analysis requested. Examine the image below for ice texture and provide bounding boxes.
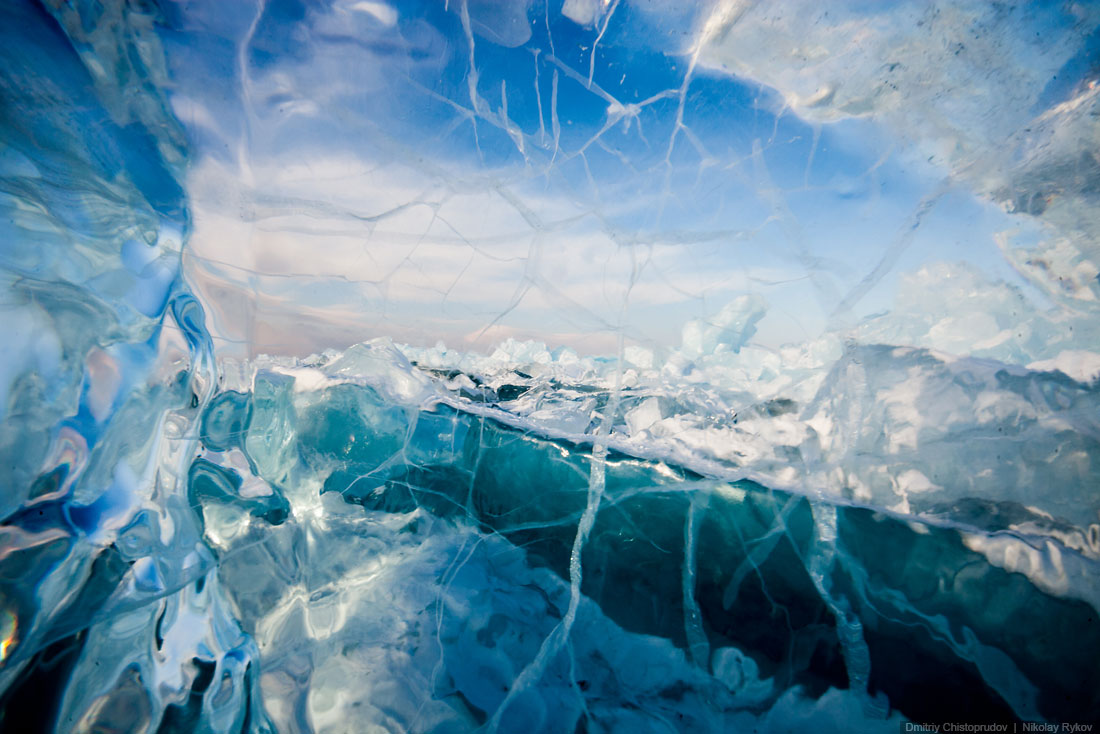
[2,0,1100,732]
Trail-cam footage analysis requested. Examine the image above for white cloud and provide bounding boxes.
[184,154,799,354]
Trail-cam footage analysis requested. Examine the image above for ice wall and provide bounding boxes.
[0,2,262,731]
[2,0,1100,732]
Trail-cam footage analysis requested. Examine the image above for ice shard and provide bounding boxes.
[2,1,1099,732]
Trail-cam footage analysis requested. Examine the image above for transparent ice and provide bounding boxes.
[2,0,1099,731]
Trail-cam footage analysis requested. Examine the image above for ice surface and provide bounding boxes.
[3,0,1100,731]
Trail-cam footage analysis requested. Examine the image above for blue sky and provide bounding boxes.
[155,0,1098,356]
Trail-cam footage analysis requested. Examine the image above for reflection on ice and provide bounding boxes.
[3,0,1100,731]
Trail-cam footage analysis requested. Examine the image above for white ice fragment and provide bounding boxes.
[550,345,580,366]
[284,367,329,393]
[445,373,478,392]
[623,344,654,370]
[526,397,597,435]
[488,338,553,367]
[1027,350,1100,384]
[624,397,662,435]
[680,295,767,358]
[661,351,695,377]
[323,339,435,403]
[895,469,936,494]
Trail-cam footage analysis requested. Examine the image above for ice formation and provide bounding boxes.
[2,0,1099,732]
